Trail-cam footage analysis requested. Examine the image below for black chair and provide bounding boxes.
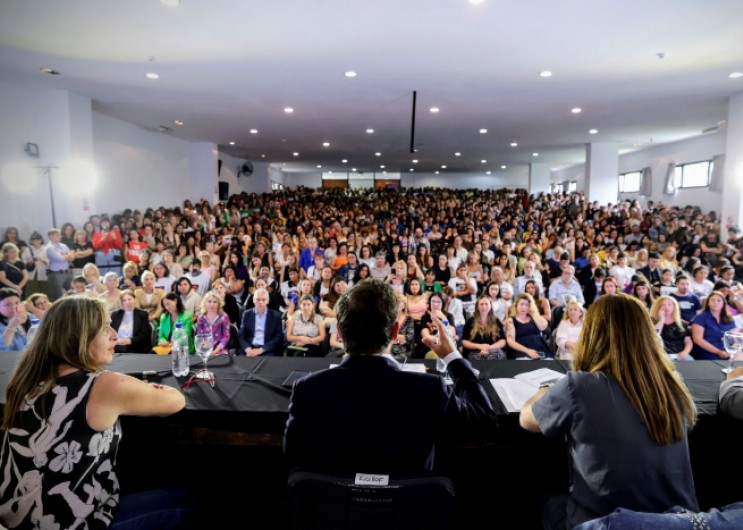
[288,470,456,530]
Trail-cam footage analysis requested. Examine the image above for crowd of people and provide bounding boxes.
[2,187,743,361]
[3,185,743,529]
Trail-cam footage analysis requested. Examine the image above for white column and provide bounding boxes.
[585,142,619,205]
[529,163,551,195]
[189,142,218,204]
[721,92,743,230]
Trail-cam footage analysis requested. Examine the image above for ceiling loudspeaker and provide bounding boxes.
[238,161,254,178]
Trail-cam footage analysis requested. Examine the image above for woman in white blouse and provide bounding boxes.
[554,299,585,360]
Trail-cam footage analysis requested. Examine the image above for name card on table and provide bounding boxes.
[355,473,389,486]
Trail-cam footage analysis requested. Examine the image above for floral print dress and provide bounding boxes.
[1,371,121,529]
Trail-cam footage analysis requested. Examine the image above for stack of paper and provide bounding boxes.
[490,368,567,413]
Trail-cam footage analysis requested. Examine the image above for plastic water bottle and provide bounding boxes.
[171,322,190,377]
[26,317,41,346]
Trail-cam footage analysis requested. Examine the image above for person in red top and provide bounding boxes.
[125,229,148,265]
[92,216,123,275]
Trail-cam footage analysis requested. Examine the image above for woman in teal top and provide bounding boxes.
[157,292,194,353]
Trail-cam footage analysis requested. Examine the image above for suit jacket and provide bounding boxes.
[283,354,497,474]
[133,288,164,322]
[238,307,284,355]
[111,308,152,353]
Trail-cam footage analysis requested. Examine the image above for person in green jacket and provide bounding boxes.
[157,292,194,353]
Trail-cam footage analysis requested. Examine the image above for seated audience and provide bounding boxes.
[98,272,122,313]
[504,293,550,359]
[196,291,231,355]
[691,290,738,360]
[239,288,283,356]
[25,293,50,320]
[554,299,584,360]
[111,289,152,353]
[286,294,326,357]
[134,270,165,325]
[650,295,693,360]
[391,295,416,360]
[671,275,702,324]
[0,243,28,298]
[0,287,28,352]
[156,292,194,354]
[211,278,241,324]
[461,296,506,360]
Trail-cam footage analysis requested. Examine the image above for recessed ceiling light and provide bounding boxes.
[501,165,507,169]
[469,0,484,4]
[435,171,440,175]
[430,107,440,113]
[481,160,487,163]
[375,152,381,157]
[345,71,357,78]
[533,152,539,157]
[571,107,582,114]
[454,152,461,157]
[173,119,184,126]
[486,171,492,175]
[160,0,180,6]
[589,129,598,134]
[441,165,447,169]
[250,129,258,134]
[409,168,414,172]
[412,159,418,164]
[328,171,333,174]
[510,142,518,147]
[284,107,294,113]
[261,154,266,158]
[729,72,743,79]
[322,142,330,147]
[380,165,385,169]
[351,168,357,172]
[342,159,348,164]
[145,73,159,79]
[479,129,488,134]
[40,67,60,75]
[539,71,553,78]
[293,152,299,156]
[317,165,322,168]
[366,128,374,134]
[229,141,235,145]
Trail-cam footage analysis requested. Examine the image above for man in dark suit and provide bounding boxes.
[283,279,496,474]
[239,288,284,356]
[637,251,661,285]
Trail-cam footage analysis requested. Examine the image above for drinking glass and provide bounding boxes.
[722,331,743,374]
[195,333,215,380]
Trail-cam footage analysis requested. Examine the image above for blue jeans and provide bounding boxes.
[111,488,196,530]
[96,250,122,276]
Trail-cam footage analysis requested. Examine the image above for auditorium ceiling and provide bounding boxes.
[1,0,742,176]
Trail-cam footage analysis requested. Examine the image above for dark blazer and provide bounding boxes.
[283,355,497,474]
[238,307,284,355]
[637,265,661,285]
[111,308,152,353]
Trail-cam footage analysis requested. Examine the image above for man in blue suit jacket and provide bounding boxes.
[284,279,497,474]
[239,288,284,356]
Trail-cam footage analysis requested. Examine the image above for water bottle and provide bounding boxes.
[26,317,41,346]
[171,322,190,377]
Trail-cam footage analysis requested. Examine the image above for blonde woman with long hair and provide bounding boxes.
[504,292,550,359]
[520,294,698,529]
[650,295,693,360]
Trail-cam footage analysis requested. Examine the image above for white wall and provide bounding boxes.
[617,133,726,212]
[402,168,529,190]
[281,172,323,189]
[217,152,274,195]
[550,133,727,213]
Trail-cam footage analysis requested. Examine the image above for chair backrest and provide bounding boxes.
[288,470,456,530]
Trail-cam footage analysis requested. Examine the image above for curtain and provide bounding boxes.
[709,154,725,192]
[663,162,676,195]
[640,167,652,196]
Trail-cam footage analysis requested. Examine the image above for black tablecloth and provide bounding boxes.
[0,353,731,419]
